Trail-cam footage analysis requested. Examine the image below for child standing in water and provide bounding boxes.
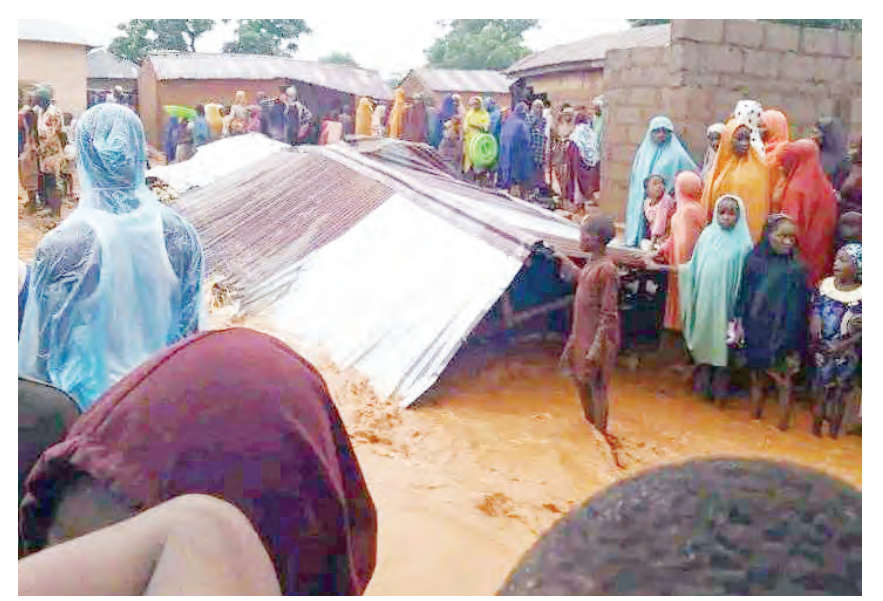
[647,195,754,402]
[642,174,674,250]
[731,215,811,430]
[556,214,620,433]
[809,243,862,438]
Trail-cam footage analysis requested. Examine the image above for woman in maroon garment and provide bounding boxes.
[556,213,621,433]
[19,327,377,596]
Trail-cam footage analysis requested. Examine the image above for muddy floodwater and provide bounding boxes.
[259,327,861,597]
[19,196,860,596]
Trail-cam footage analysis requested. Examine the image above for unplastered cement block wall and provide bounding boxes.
[601,19,861,224]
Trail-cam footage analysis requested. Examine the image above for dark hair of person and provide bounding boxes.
[581,213,616,246]
[499,458,861,596]
[643,174,666,193]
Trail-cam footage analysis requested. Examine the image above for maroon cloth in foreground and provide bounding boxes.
[20,328,377,595]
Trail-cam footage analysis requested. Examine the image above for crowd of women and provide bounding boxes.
[578,100,861,439]
[15,95,861,594]
[351,89,606,206]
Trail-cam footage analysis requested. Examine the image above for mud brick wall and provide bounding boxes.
[601,19,862,224]
[522,69,605,110]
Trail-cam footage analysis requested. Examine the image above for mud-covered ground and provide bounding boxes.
[19,195,861,596]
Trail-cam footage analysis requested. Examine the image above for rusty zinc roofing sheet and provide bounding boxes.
[87,48,139,80]
[148,52,394,100]
[506,23,671,76]
[412,68,513,94]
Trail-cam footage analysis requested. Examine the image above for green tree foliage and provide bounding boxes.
[628,19,861,31]
[108,19,214,63]
[425,20,540,70]
[222,20,312,56]
[320,52,360,67]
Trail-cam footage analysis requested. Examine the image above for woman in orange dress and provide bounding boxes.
[760,109,790,213]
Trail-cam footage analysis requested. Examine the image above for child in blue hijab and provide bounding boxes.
[647,195,754,401]
[625,116,698,247]
[18,104,205,410]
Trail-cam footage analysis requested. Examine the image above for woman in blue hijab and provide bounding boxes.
[18,104,204,410]
[497,102,534,195]
[430,95,457,149]
[624,116,698,247]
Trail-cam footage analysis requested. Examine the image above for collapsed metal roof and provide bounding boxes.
[506,24,671,77]
[146,52,394,100]
[168,136,579,408]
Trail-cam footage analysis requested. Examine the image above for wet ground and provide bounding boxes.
[19,198,861,596]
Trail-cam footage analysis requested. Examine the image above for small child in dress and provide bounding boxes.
[555,213,620,433]
[809,243,861,438]
[642,174,674,250]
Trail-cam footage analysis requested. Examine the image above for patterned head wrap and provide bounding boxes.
[733,100,765,159]
[841,243,861,281]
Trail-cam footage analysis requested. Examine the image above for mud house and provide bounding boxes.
[507,19,861,223]
[87,48,140,108]
[400,68,512,108]
[18,19,95,115]
[138,52,393,147]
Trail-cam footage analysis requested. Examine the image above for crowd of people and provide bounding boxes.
[17,82,861,593]
[559,99,861,439]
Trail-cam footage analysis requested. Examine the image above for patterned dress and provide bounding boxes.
[37,103,66,177]
[811,277,861,389]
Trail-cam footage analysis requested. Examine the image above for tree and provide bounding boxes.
[628,19,861,31]
[320,52,359,67]
[222,20,312,56]
[108,19,214,63]
[424,20,540,70]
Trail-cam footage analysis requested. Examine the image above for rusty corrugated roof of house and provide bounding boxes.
[147,52,394,100]
[173,150,395,313]
[412,68,513,94]
[87,48,139,80]
[18,19,95,47]
[506,24,671,77]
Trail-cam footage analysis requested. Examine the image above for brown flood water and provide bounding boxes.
[244,322,861,597]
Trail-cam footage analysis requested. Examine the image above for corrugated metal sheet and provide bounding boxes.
[506,24,671,76]
[87,48,139,80]
[148,52,393,100]
[18,19,94,47]
[413,68,513,94]
[173,151,395,314]
[261,193,525,407]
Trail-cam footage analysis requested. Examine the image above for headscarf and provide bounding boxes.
[498,103,533,188]
[701,117,771,243]
[371,104,387,137]
[32,84,53,107]
[662,171,707,330]
[402,97,429,143]
[733,100,766,159]
[815,117,850,190]
[355,97,374,136]
[204,103,224,138]
[163,116,178,161]
[234,90,247,105]
[701,123,726,184]
[679,194,754,366]
[569,118,600,167]
[591,95,605,148]
[624,116,698,247]
[734,214,811,369]
[19,328,378,596]
[463,96,490,172]
[841,243,861,282]
[779,139,838,285]
[387,87,406,139]
[18,104,204,409]
[761,110,790,212]
[486,97,502,140]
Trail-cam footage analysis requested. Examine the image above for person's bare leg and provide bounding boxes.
[575,378,595,425]
[811,389,827,437]
[776,373,795,431]
[590,375,609,434]
[19,494,280,596]
[829,388,846,440]
[749,370,765,420]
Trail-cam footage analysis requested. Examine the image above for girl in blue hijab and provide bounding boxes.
[625,116,698,247]
[497,102,534,195]
[647,194,754,402]
[19,104,205,410]
[430,95,457,148]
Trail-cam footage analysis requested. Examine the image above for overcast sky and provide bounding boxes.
[65,19,630,79]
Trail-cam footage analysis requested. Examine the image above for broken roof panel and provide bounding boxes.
[147,52,394,100]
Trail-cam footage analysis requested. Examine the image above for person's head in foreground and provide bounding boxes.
[579,212,616,254]
[499,458,861,595]
[643,174,666,201]
[716,194,742,231]
[20,327,377,595]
